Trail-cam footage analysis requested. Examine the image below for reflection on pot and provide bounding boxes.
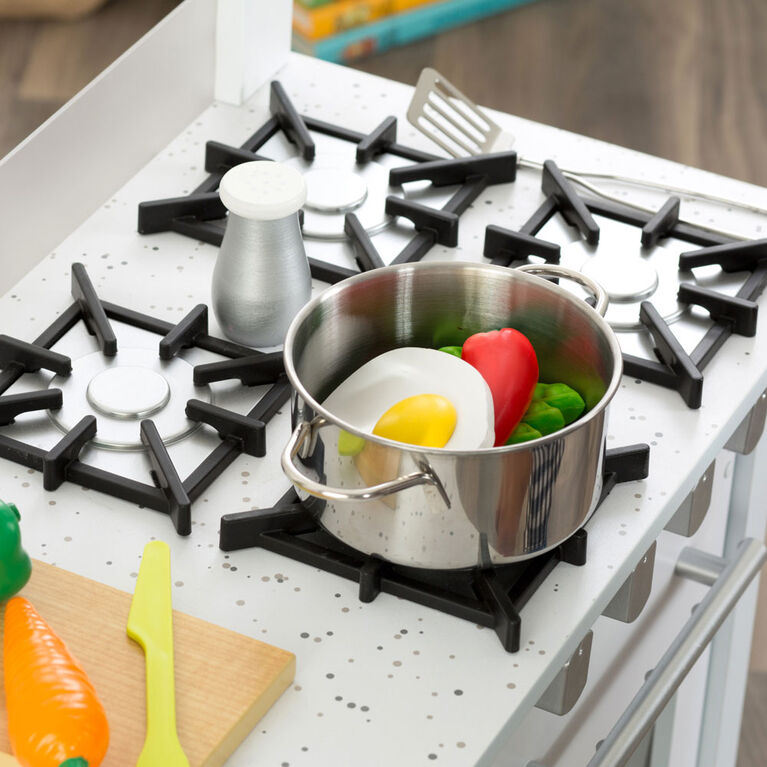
[353,440,400,511]
[524,439,566,553]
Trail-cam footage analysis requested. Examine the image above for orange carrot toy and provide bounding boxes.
[3,597,109,767]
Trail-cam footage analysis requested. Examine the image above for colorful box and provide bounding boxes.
[293,0,394,40]
[293,0,537,62]
[294,0,336,9]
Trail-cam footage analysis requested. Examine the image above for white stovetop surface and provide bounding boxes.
[4,54,767,766]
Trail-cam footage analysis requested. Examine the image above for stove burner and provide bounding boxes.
[0,264,291,535]
[48,348,211,452]
[560,226,692,331]
[138,83,517,283]
[483,185,767,408]
[284,152,389,240]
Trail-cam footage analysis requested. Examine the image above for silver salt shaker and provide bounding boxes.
[212,160,311,347]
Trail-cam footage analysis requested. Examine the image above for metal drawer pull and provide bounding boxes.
[664,460,715,537]
[725,389,767,455]
[674,547,727,586]
[602,542,656,623]
[587,537,766,767]
[535,630,593,716]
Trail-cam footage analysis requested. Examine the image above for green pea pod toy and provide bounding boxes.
[0,500,32,601]
[521,400,565,436]
[506,382,587,444]
[505,422,543,444]
[537,382,586,424]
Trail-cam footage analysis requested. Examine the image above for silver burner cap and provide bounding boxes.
[86,366,170,419]
[284,151,391,240]
[580,252,659,303]
[559,224,694,332]
[48,347,212,451]
[304,167,368,212]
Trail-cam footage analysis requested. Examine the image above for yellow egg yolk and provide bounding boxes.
[372,394,457,448]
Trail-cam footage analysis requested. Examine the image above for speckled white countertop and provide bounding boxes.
[3,54,767,766]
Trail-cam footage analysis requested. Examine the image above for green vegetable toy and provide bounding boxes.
[505,422,542,444]
[338,430,366,456]
[538,382,586,425]
[506,383,586,444]
[520,400,565,436]
[0,500,32,601]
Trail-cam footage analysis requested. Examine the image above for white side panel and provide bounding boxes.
[0,0,216,294]
[487,455,735,767]
[215,0,292,104]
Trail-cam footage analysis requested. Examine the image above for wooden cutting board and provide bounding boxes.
[0,560,295,766]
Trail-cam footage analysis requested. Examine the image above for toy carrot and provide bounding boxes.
[3,597,109,767]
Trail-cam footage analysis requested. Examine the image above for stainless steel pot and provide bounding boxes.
[281,261,622,569]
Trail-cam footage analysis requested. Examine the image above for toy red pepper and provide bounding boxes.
[461,328,539,446]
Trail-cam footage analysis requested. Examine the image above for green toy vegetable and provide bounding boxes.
[520,400,565,436]
[536,382,586,425]
[0,500,32,601]
[438,346,463,358]
[506,423,542,444]
[338,430,366,456]
[505,382,587,444]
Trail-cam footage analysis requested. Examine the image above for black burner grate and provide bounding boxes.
[137,80,518,279]
[0,264,286,535]
[482,165,767,408]
[218,444,650,653]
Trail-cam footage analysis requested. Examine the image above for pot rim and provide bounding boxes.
[283,260,624,456]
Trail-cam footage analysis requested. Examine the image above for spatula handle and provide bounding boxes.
[140,642,183,761]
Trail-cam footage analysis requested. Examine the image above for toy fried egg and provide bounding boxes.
[322,347,495,450]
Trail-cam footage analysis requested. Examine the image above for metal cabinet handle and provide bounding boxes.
[515,263,609,317]
[586,537,767,767]
[281,417,447,503]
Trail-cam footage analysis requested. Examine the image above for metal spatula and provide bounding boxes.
[405,68,764,240]
[406,67,515,157]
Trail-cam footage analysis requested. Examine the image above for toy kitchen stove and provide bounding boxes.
[1,6,767,767]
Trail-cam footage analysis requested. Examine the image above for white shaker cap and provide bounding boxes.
[219,160,307,220]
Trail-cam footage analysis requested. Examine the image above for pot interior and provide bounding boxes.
[286,262,620,420]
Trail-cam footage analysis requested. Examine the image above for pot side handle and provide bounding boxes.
[516,263,609,317]
[281,419,450,504]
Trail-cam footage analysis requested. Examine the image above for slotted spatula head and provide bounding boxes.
[406,68,515,157]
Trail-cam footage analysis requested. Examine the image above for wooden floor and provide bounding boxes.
[355,0,767,188]
[1,0,766,763]
[0,0,178,155]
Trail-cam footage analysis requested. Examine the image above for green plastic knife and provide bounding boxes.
[127,541,190,767]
